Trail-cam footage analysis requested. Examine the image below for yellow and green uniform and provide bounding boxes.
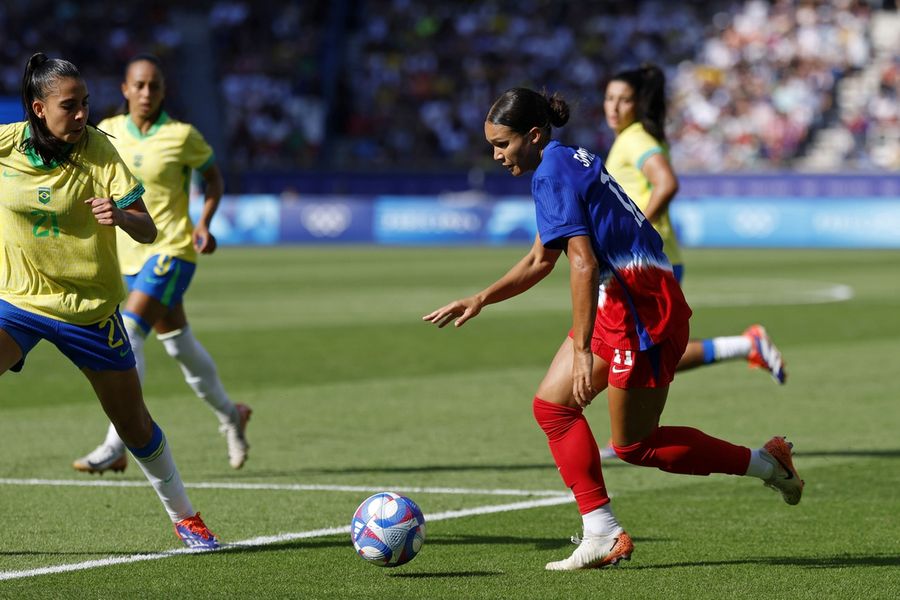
[98,112,214,275]
[0,122,144,325]
[605,122,682,265]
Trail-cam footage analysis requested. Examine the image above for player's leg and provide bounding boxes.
[675,330,786,384]
[0,328,24,375]
[155,303,251,469]
[81,366,218,548]
[536,338,633,571]
[0,300,44,375]
[608,327,802,504]
[670,266,786,382]
[72,290,169,473]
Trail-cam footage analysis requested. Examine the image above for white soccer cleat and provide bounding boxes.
[545,530,634,570]
[220,403,252,469]
[72,444,127,475]
[760,436,804,505]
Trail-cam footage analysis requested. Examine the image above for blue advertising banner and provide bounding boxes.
[189,195,280,245]
[373,197,492,244]
[670,196,900,248]
[192,174,900,249]
[280,197,374,243]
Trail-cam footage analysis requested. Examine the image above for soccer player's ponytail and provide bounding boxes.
[609,63,668,144]
[487,87,570,135]
[21,52,84,167]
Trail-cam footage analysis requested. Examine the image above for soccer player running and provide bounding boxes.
[0,53,217,549]
[423,88,803,570]
[604,64,785,383]
[73,54,251,474]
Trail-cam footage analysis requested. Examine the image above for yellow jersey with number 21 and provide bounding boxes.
[0,122,144,325]
[98,112,214,275]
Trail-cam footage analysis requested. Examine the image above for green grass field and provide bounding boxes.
[1,246,899,598]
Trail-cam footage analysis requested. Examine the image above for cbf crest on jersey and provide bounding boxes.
[37,186,51,204]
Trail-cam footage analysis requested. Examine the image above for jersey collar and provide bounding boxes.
[21,124,74,170]
[126,110,169,139]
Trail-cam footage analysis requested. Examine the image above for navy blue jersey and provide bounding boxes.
[532,140,691,349]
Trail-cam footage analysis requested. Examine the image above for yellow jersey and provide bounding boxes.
[0,122,144,325]
[98,112,214,275]
[605,122,682,265]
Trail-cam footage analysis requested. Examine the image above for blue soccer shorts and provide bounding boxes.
[124,254,197,307]
[0,299,136,372]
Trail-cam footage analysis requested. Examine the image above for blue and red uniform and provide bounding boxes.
[532,140,692,387]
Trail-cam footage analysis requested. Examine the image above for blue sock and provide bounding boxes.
[702,339,716,364]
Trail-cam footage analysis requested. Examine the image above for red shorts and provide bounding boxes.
[569,322,689,389]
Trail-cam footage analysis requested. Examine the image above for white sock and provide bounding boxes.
[581,503,623,538]
[122,314,147,382]
[744,448,775,480]
[158,326,237,426]
[712,336,752,361]
[128,423,194,522]
[99,315,150,454]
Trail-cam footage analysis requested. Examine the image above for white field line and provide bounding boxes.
[0,495,573,582]
[0,478,567,497]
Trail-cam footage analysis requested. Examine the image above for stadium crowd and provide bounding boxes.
[0,0,896,175]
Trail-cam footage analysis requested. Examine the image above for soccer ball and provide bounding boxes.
[351,492,426,567]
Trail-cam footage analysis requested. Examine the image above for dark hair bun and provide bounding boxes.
[546,92,570,128]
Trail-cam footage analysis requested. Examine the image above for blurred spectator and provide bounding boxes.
[1,0,894,175]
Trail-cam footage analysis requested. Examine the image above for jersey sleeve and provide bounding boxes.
[532,176,589,249]
[0,122,21,158]
[92,135,144,208]
[625,127,664,170]
[182,125,215,172]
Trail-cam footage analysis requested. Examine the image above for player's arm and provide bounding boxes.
[423,233,562,328]
[639,153,678,223]
[565,235,599,407]
[85,196,157,243]
[193,163,224,254]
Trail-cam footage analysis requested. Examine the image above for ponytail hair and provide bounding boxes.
[21,52,84,167]
[609,63,667,143]
[487,87,570,135]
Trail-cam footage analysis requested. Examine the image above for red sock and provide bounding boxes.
[532,397,609,514]
[613,425,750,476]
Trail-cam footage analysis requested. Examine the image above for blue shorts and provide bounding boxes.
[125,255,196,307]
[0,299,136,372]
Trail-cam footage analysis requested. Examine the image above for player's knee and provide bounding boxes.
[612,431,659,466]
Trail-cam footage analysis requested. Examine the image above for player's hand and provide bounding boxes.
[572,348,595,408]
[422,297,482,328]
[84,197,121,227]
[193,225,217,254]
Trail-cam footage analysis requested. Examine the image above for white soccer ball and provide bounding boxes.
[350,492,426,567]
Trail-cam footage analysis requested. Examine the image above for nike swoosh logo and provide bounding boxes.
[119,348,131,357]
[2,170,20,177]
[611,366,631,373]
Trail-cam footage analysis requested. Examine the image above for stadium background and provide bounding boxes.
[0,0,897,248]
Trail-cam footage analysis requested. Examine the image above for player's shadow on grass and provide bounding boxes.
[227,461,631,479]
[627,554,900,570]
[220,534,668,557]
[796,449,900,458]
[427,533,668,551]
[388,571,500,578]
[0,550,145,557]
